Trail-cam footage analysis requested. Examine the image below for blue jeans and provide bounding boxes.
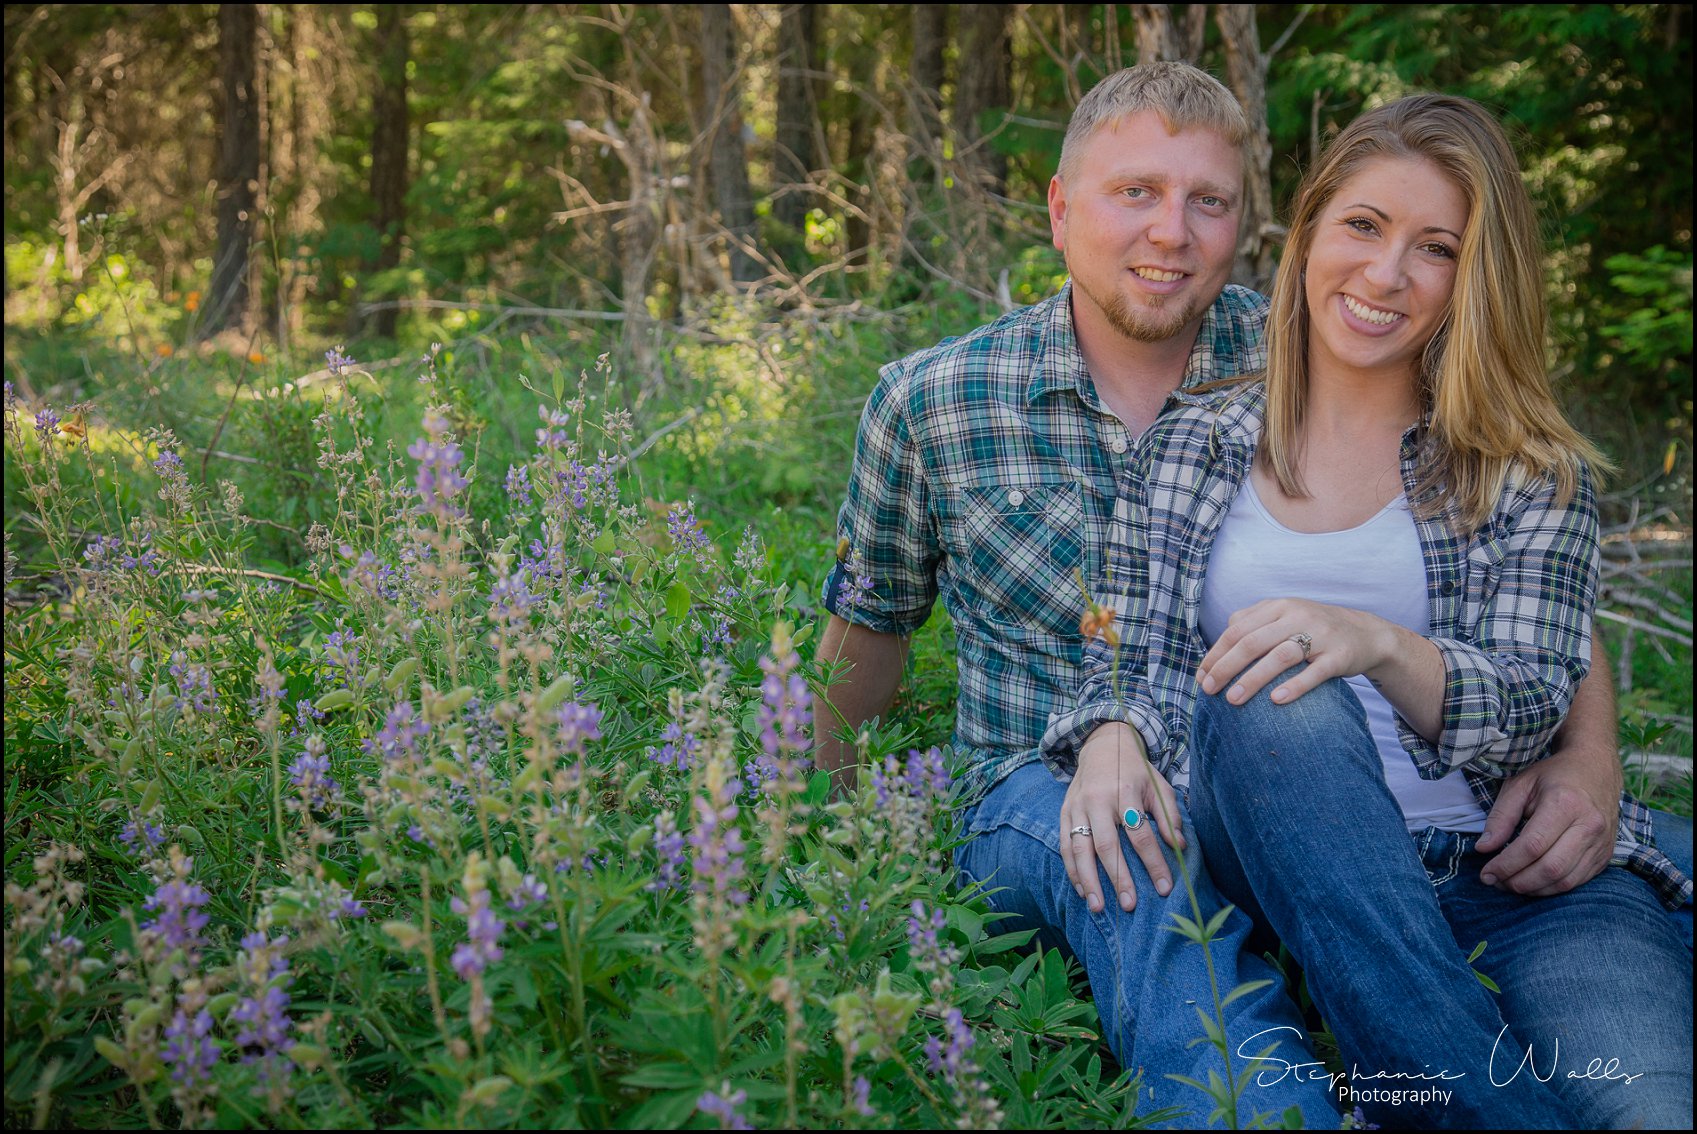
[954,762,1338,1129]
[1189,674,1694,1130]
[1650,808,1694,951]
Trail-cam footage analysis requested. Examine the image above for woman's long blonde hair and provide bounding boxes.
[1260,93,1607,534]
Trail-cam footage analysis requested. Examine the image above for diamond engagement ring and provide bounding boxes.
[1290,632,1313,662]
[1121,807,1143,831]
[1069,825,1093,838]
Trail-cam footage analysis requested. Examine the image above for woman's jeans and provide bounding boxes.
[1188,674,1693,1130]
[954,762,1338,1129]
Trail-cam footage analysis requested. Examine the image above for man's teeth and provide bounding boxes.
[1344,296,1401,325]
[1134,268,1184,282]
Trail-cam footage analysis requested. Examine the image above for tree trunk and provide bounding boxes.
[954,3,1012,196]
[909,3,946,166]
[278,4,329,347]
[365,4,408,338]
[1132,3,1181,63]
[772,3,818,233]
[1215,4,1277,290]
[208,2,260,335]
[698,3,759,283]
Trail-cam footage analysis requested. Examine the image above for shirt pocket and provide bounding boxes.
[1458,521,1510,639]
[938,478,1091,645]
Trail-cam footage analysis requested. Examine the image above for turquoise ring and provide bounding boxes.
[1122,807,1143,831]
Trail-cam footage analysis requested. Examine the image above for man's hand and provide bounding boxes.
[1475,643,1623,896]
[1059,723,1185,914]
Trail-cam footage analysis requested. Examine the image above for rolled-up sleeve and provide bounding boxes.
[1405,468,1599,778]
[823,362,940,635]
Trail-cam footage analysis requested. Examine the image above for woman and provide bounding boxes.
[1044,94,1691,1129]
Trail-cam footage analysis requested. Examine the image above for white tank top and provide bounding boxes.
[1197,476,1486,833]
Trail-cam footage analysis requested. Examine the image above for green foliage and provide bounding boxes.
[2,352,1181,1129]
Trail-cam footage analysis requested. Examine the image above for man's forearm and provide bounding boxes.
[812,614,909,790]
[1554,635,1624,797]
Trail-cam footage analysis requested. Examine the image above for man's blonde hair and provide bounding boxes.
[1058,61,1249,182]
[1260,93,1607,533]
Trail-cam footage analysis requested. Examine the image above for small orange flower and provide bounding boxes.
[184,290,201,312]
[156,343,174,357]
[247,351,266,364]
[1079,602,1118,648]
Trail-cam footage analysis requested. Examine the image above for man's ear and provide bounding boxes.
[1048,174,1068,253]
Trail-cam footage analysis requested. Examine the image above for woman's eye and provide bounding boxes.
[1423,242,1457,259]
[1346,217,1376,233]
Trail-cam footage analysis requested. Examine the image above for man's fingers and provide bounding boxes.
[1487,825,1588,894]
[1475,774,1532,853]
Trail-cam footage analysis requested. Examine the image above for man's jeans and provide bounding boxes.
[954,762,1340,1129]
[1189,674,1693,1130]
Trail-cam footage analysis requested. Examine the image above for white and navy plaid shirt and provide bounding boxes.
[1042,380,1690,909]
[824,282,1270,805]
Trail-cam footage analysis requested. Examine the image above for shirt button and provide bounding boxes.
[1008,490,1026,506]
[1111,437,1129,454]
[1440,580,1457,596]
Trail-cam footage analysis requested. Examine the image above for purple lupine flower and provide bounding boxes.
[903,746,951,799]
[504,873,548,912]
[365,700,429,763]
[343,548,402,602]
[923,1007,974,1083]
[152,449,185,479]
[448,888,504,979]
[168,653,216,714]
[646,722,699,770]
[160,1002,221,1089]
[487,570,539,624]
[666,502,712,556]
[288,698,327,740]
[649,811,687,892]
[835,544,875,612]
[287,739,339,811]
[696,1088,753,1131]
[688,796,748,908]
[120,816,167,854]
[553,701,603,756]
[534,405,571,451]
[324,346,355,376]
[757,649,812,762]
[118,532,162,575]
[33,407,61,442]
[851,1075,875,1118]
[141,857,212,955]
[504,463,533,507]
[230,931,293,1090]
[82,535,123,572]
[321,628,362,686]
[408,410,469,516]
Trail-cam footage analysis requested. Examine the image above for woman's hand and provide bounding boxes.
[1199,597,1446,740]
[1198,597,1398,706]
[1060,723,1186,914]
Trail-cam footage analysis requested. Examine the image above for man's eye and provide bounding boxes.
[1123,187,1148,199]
[1199,196,1225,209]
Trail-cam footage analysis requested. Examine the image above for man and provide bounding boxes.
[816,62,1670,1125]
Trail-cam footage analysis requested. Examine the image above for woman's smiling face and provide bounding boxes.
[1302,155,1470,387]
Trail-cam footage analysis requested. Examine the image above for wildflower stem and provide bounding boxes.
[417,866,450,1042]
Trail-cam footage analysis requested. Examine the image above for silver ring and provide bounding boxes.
[1122,807,1143,831]
[1290,632,1313,663]
[1068,825,1093,838]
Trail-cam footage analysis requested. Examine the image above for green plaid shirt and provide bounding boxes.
[1043,381,1691,909]
[824,282,1269,805]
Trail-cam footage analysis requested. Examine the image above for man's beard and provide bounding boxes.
[1079,276,1201,344]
